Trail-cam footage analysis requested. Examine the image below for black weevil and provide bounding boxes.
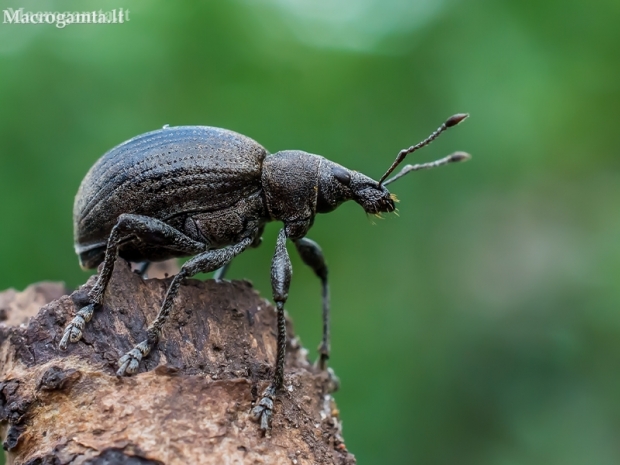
[60,114,470,430]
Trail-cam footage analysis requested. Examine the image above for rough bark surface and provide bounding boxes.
[0,260,355,465]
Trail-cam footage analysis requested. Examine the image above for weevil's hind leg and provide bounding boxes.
[294,238,331,370]
[116,236,254,376]
[60,214,207,350]
[252,228,291,431]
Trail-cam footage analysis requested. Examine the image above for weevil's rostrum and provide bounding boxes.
[61,115,470,431]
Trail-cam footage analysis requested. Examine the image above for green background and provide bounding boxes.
[1,0,620,463]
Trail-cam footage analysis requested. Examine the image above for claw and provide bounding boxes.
[259,407,271,431]
[117,358,132,376]
[252,385,276,431]
[116,340,150,376]
[60,322,84,349]
[251,399,273,431]
[59,304,96,350]
[59,331,72,351]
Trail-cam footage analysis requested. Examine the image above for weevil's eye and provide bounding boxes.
[332,166,351,185]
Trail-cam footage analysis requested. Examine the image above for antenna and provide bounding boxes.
[378,113,469,186]
[382,152,471,186]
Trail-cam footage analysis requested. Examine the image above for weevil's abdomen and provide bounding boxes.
[74,126,268,268]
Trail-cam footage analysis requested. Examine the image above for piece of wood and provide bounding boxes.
[0,260,355,464]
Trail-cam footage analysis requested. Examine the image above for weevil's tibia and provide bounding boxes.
[294,238,330,369]
[252,228,291,431]
[60,222,126,350]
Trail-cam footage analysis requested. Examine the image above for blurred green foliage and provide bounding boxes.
[1,0,620,463]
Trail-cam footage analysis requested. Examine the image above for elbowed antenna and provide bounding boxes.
[382,151,471,186]
[378,113,469,186]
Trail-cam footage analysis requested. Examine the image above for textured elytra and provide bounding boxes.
[74,126,268,254]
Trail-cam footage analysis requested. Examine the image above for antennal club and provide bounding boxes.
[383,151,471,186]
[378,113,469,186]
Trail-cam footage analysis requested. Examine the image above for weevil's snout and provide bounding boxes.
[356,183,395,214]
[316,160,395,214]
[378,190,397,213]
[349,172,395,214]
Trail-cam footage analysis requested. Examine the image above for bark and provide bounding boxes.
[0,260,355,465]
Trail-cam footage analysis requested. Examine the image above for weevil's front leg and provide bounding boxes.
[60,214,207,350]
[294,237,330,370]
[116,236,253,376]
[252,228,291,431]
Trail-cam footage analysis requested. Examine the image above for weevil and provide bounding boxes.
[60,114,470,430]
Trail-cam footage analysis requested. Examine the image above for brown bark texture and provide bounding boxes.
[0,260,355,465]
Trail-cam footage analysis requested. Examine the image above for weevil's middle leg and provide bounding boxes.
[116,236,253,376]
[294,237,330,369]
[60,214,207,350]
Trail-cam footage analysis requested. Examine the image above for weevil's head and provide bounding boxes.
[316,113,471,216]
[273,113,470,222]
[317,159,396,215]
